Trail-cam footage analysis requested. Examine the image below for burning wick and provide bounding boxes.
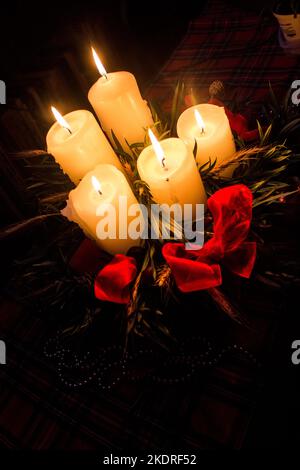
[148,129,168,171]
[51,106,72,135]
[91,175,102,195]
[92,47,108,80]
[194,109,205,135]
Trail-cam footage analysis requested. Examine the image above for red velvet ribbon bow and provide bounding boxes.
[94,185,256,303]
[162,184,256,292]
[94,254,137,304]
[208,97,260,142]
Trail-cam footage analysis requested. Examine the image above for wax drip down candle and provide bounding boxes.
[62,164,141,255]
[46,107,122,184]
[177,104,236,177]
[88,47,154,148]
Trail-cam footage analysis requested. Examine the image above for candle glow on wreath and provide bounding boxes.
[91,175,102,195]
[51,106,72,134]
[194,109,205,135]
[148,129,168,170]
[91,47,108,79]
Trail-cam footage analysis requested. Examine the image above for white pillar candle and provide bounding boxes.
[177,104,236,176]
[62,164,140,255]
[46,107,122,185]
[137,130,206,211]
[88,48,153,148]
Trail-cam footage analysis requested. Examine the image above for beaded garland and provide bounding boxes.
[44,334,260,390]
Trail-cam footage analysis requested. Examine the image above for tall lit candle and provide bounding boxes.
[62,163,141,254]
[46,107,122,184]
[88,47,153,147]
[137,130,206,211]
[177,104,236,176]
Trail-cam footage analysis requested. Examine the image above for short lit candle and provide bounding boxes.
[46,107,122,184]
[62,164,141,254]
[137,130,206,212]
[177,104,236,176]
[88,47,153,148]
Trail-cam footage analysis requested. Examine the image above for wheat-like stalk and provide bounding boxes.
[212,146,269,174]
[155,265,172,288]
[126,271,142,317]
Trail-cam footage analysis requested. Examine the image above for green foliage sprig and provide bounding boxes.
[2,80,300,348]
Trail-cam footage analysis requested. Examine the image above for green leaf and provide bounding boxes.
[170,80,185,136]
[280,118,300,136]
[193,139,198,159]
[257,120,264,142]
[268,81,279,111]
[111,129,125,152]
[260,124,272,145]
[0,213,60,240]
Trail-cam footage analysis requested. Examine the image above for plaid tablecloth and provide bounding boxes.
[147,0,300,107]
[1,0,300,452]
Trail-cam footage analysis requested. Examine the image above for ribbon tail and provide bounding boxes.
[94,254,137,304]
[208,287,249,325]
[224,242,257,278]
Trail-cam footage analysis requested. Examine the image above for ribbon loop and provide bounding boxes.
[162,184,256,292]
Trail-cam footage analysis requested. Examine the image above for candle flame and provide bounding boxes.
[91,175,102,195]
[51,106,72,133]
[148,129,167,169]
[194,109,205,133]
[91,47,107,78]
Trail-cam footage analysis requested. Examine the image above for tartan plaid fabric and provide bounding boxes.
[0,0,299,452]
[146,0,300,108]
[0,286,278,451]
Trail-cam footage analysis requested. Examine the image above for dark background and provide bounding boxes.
[1,0,300,451]
[0,0,203,84]
[0,0,275,93]
[0,1,208,185]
